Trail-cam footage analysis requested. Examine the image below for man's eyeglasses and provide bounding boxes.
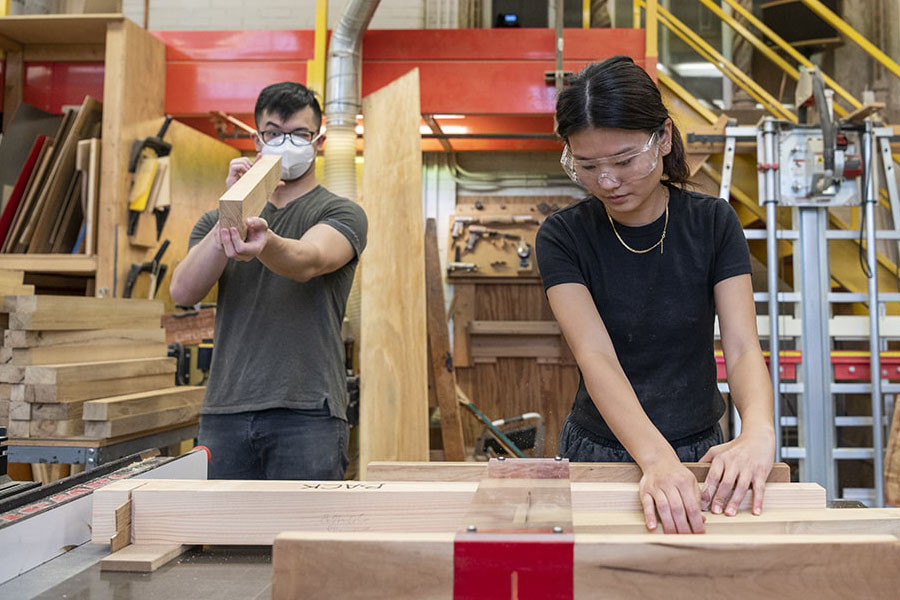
[259,129,321,147]
[561,131,660,186]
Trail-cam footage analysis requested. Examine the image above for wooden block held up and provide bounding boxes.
[218,154,281,238]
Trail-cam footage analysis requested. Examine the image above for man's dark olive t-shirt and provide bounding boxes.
[535,184,751,443]
[189,185,367,420]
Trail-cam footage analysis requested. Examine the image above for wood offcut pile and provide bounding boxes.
[0,271,203,440]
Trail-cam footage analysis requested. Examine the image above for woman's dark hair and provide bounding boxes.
[556,56,690,185]
[255,82,323,131]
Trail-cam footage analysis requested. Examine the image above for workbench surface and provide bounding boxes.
[0,543,273,600]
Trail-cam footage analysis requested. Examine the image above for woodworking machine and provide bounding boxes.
[0,449,208,598]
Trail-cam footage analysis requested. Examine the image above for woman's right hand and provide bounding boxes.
[639,457,706,534]
[225,154,261,188]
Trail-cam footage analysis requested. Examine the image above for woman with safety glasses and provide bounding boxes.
[536,56,775,534]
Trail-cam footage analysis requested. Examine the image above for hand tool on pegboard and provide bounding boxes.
[127,116,173,237]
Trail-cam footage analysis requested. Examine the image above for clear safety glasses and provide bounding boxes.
[561,131,660,186]
[259,130,322,147]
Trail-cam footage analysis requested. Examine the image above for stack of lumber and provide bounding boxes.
[1,289,203,440]
[0,96,101,255]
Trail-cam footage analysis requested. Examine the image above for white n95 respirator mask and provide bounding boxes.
[260,134,320,181]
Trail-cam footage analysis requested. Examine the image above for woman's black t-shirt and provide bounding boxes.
[535,184,752,443]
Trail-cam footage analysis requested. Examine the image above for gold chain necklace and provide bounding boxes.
[606,187,670,255]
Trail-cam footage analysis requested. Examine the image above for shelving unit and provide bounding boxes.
[0,15,238,306]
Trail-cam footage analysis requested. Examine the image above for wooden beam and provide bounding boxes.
[424,218,465,461]
[92,480,477,544]
[271,531,900,599]
[0,342,167,366]
[83,386,204,420]
[572,532,900,597]
[364,461,792,483]
[468,321,561,335]
[218,154,281,238]
[575,507,900,536]
[359,68,428,477]
[83,387,204,438]
[0,254,97,274]
[90,480,824,546]
[3,327,165,348]
[2,295,163,330]
[451,283,475,368]
[21,357,176,386]
[22,372,175,404]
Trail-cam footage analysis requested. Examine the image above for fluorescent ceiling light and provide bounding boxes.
[671,62,723,78]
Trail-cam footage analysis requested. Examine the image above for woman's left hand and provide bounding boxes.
[698,427,775,517]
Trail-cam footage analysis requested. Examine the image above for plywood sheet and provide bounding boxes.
[359,68,428,476]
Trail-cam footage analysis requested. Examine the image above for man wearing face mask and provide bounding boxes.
[170,82,367,480]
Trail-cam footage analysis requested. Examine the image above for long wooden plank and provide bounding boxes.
[575,508,900,536]
[570,481,824,513]
[22,372,175,404]
[365,461,792,483]
[424,218,465,462]
[469,321,561,335]
[3,295,162,331]
[271,532,900,600]
[3,327,165,348]
[0,342,167,366]
[23,357,176,385]
[101,543,189,573]
[83,391,203,438]
[83,386,205,420]
[90,480,825,546]
[93,480,476,544]
[572,533,900,598]
[218,154,281,238]
[359,68,428,477]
